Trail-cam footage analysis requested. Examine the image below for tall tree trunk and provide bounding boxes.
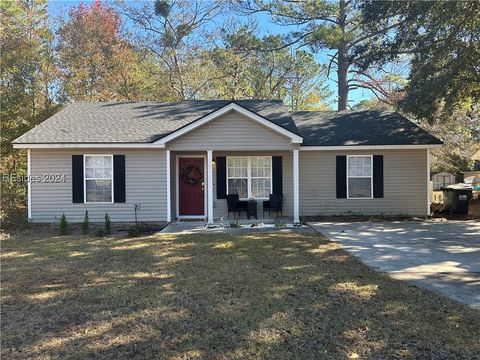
[337,0,348,111]
[337,48,348,111]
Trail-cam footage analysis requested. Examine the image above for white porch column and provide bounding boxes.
[207,150,214,224]
[427,148,431,216]
[293,148,300,223]
[27,149,32,222]
[166,150,171,222]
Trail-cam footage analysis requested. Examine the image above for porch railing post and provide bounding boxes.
[207,150,214,224]
[293,148,300,223]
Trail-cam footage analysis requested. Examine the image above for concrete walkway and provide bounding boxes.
[160,221,311,234]
[308,221,480,308]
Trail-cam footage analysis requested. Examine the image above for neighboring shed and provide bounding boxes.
[472,148,480,161]
[432,172,455,190]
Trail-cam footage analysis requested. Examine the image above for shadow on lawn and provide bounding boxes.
[1,230,480,359]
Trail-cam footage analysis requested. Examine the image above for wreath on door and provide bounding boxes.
[181,164,203,185]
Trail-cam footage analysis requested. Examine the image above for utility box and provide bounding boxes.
[442,184,473,215]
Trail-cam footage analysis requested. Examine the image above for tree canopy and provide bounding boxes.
[358,0,480,121]
[236,0,408,110]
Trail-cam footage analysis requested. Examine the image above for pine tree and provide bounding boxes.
[104,213,111,235]
[59,214,68,235]
[81,211,89,235]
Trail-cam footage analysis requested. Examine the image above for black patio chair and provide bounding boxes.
[263,194,283,218]
[226,194,249,219]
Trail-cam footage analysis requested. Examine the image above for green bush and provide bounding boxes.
[104,213,111,235]
[127,226,140,237]
[59,214,68,235]
[81,211,89,235]
[0,207,28,230]
[126,223,150,237]
[95,228,105,237]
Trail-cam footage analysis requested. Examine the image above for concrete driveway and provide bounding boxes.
[309,221,480,308]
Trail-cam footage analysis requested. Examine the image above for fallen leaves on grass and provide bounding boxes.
[1,229,479,359]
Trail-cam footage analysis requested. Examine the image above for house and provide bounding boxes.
[463,148,480,190]
[12,100,442,223]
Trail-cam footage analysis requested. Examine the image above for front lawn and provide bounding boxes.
[1,229,479,359]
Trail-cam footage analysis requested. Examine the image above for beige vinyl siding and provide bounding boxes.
[299,149,428,216]
[30,149,167,223]
[167,111,295,151]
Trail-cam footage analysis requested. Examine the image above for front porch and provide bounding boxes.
[160,217,305,234]
[165,150,300,224]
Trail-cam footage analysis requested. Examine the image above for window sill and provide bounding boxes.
[346,197,374,200]
[238,198,269,201]
[83,202,114,204]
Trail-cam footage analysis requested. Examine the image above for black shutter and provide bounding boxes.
[72,155,84,203]
[272,156,283,195]
[113,155,126,203]
[216,157,226,199]
[373,155,384,198]
[336,156,347,198]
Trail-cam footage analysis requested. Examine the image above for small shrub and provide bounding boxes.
[127,225,140,237]
[275,222,287,228]
[59,214,68,235]
[95,228,105,237]
[81,211,89,235]
[126,223,152,237]
[104,213,111,235]
[229,221,240,228]
[0,207,28,230]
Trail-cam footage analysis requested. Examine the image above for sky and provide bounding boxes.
[47,0,373,107]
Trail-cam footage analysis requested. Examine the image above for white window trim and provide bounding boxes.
[226,156,273,200]
[346,155,374,200]
[84,154,114,204]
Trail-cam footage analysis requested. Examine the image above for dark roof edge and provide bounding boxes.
[299,142,443,147]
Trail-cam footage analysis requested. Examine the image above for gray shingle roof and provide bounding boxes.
[13,100,299,144]
[293,110,442,146]
[13,101,441,146]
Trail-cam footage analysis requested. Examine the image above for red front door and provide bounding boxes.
[179,157,205,216]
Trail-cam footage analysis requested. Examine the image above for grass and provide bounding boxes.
[1,228,479,359]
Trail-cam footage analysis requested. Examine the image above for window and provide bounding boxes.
[347,155,372,199]
[227,156,272,199]
[227,157,248,198]
[84,155,113,203]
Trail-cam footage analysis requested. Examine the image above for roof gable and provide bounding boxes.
[471,149,480,160]
[167,109,297,151]
[155,102,303,145]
